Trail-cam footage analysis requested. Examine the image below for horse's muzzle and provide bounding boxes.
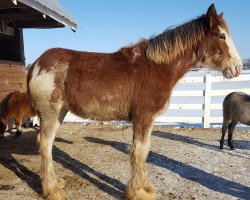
[223,65,242,79]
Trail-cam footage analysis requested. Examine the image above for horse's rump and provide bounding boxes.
[0,91,35,120]
[0,91,16,119]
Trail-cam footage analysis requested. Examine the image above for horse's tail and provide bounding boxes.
[222,92,239,122]
[27,95,37,117]
[26,60,39,116]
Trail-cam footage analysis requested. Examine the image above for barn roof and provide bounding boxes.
[0,0,77,32]
[0,0,78,63]
[17,0,77,31]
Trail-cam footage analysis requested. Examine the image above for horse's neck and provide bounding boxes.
[131,42,198,85]
[161,51,198,86]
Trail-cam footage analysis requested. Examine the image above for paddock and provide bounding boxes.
[0,123,249,200]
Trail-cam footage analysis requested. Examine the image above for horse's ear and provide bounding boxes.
[206,3,218,28]
[207,3,217,16]
[219,12,224,18]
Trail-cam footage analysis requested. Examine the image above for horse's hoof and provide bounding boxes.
[14,131,22,138]
[46,187,66,200]
[229,143,235,150]
[219,146,223,150]
[57,177,66,189]
[143,183,156,195]
[126,184,156,200]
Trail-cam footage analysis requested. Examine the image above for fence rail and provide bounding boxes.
[64,70,250,128]
[157,70,250,127]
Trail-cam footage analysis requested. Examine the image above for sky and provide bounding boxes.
[23,0,250,64]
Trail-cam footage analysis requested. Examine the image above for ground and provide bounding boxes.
[0,123,249,200]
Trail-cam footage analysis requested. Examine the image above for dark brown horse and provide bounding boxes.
[0,91,36,138]
[27,4,242,200]
[220,92,250,150]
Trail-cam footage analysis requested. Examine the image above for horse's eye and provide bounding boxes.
[219,33,226,40]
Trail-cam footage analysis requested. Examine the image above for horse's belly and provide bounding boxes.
[65,82,132,121]
[70,101,129,121]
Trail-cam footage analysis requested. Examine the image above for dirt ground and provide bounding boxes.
[0,123,249,200]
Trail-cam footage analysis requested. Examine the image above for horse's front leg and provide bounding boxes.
[126,116,156,200]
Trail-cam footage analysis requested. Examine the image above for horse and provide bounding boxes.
[27,4,242,200]
[0,91,36,138]
[220,92,249,150]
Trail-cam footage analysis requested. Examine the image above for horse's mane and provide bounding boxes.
[146,15,208,64]
[146,14,229,64]
[0,91,19,118]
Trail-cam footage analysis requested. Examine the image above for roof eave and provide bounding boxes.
[17,0,77,31]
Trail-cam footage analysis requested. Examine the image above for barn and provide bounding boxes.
[0,0,77,100]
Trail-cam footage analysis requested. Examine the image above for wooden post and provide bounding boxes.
[203,73,212,128]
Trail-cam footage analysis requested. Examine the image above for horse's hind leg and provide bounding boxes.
[126,116,156,200]
[14,117,23,138]
[39,106,68,200]
[0,121,7,139]
[220,119,231,149]
[228,120,238,149]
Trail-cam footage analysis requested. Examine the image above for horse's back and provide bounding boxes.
[224,92,250,106]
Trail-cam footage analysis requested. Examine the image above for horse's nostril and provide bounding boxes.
[236,65,242,76]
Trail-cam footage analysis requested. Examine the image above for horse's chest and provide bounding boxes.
[158,100,170,115]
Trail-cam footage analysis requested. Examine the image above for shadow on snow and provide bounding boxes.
[0,130,125,199]
[85,135,250,200]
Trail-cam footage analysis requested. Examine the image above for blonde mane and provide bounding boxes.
[146,15,209,64]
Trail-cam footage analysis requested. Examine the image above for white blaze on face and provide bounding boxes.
[219,26,243,69]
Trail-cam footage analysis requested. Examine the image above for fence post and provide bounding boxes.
[203,73,212,128]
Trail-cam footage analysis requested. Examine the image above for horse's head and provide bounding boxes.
[198,4,242,78]
[0,120,6,136]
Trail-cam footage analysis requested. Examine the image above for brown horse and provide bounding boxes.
[0,91,36,138]
[220,92,250,150]
[27,4,242,200]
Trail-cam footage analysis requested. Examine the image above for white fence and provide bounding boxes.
[156,70,250,128]
[64,70,250,128]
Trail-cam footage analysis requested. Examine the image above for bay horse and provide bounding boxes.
[220,92,250,150]
[27,4,242,200]
[0,91,36,138]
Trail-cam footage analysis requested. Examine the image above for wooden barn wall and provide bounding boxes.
[0,62,27,101]
[0,29,25,63]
